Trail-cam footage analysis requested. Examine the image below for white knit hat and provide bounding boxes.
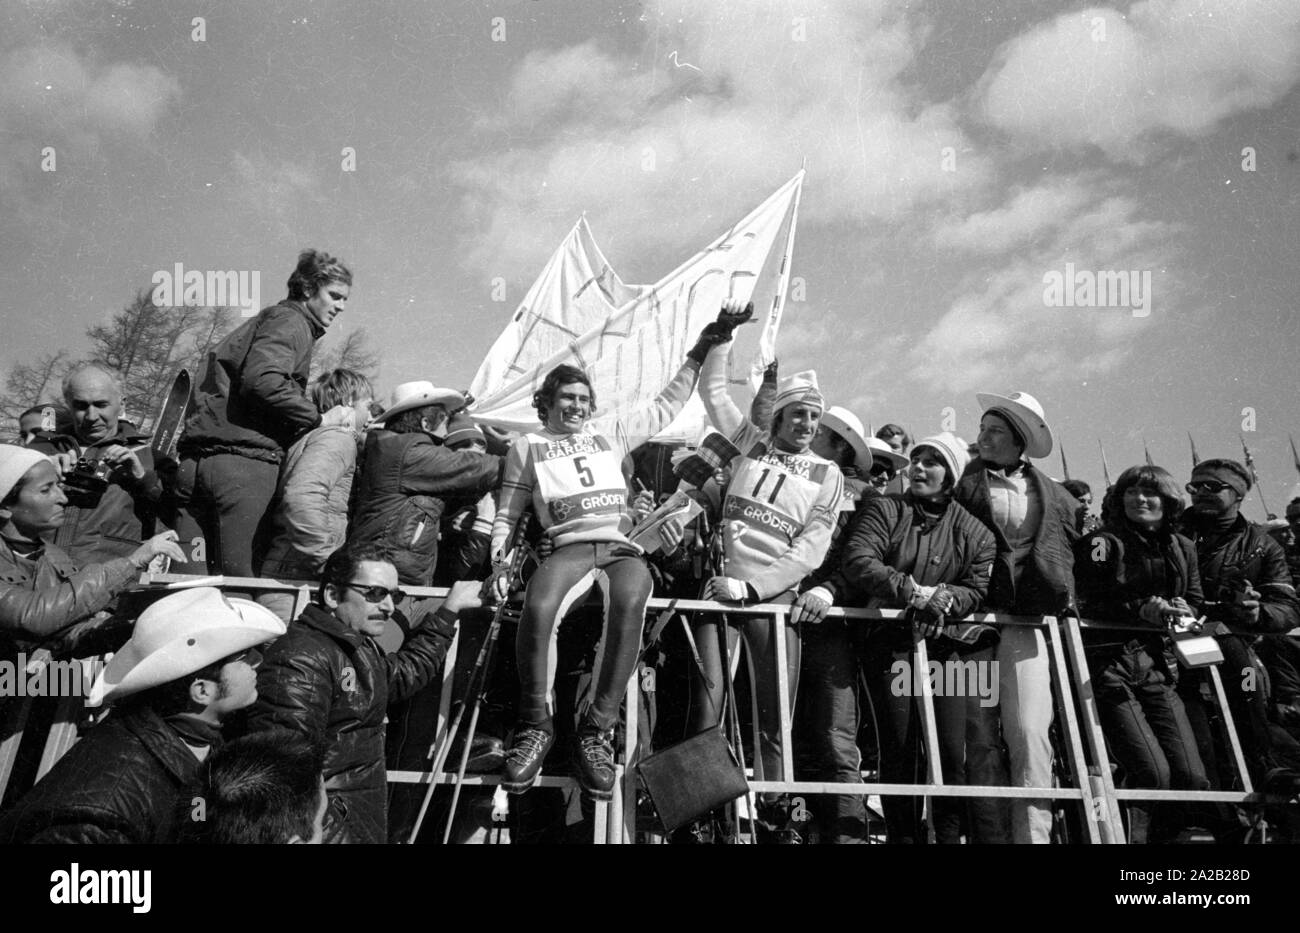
[0,444,52,504]
[773,371,824,415]
[912,432,971,485]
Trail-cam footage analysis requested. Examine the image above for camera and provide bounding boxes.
[1162,610,1202,634]
[62,457,115,495]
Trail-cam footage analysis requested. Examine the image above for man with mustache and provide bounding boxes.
[242,542,482,843]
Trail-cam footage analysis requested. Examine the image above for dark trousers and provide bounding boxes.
[180,453,280,578]
[686,592,800,804]
[516,542,651,732]
[877,639,1008,844]
[1093,644,1207,843]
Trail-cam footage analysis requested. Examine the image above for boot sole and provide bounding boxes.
[576,779,614,802]
[502,774,540,795]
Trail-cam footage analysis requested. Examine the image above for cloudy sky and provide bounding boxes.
[3,0,1298,510]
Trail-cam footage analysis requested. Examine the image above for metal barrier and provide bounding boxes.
[1,571,1285,844]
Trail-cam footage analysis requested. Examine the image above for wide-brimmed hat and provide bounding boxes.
[773,371,825,415]
[0,444,50,503]
[912,432,971,486]
[90,588,286,706]
[376,382,465,425]
[865,436,909,472]
[975,390,1053,459]
[820,406,872,473]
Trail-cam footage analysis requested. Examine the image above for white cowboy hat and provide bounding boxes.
[820,406,873,473]
[376,382,465,425]
[773,370,825,415]
[912,432,971,485]
[865,436,909,472]
[975,390,1054,459]
[90,587,286,706]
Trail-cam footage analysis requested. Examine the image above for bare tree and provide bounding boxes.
[311,327,380,383]
[0,349,72,436]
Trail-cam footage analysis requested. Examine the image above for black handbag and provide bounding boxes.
[636,602,750,835]
[636,724,749,833]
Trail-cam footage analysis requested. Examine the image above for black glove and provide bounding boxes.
[686,302,755,363]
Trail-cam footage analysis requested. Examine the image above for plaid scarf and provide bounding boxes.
[673,432,743,487]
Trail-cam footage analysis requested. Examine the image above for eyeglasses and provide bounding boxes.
[1185,481,1232,495]
[225,646,263,668]
[342,582,407,604]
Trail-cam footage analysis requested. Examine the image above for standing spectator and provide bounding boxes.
[1177,459,1300,785]
[876,424,911,456]
[681,302,843,841]
[1267,497,1300,589]
[242,543,481,843]
[1073,466,1209,843]
[865,436,909,493]
[182,731,327,844]
[259,368,373,615]
[1062,479,1101,534]
[178,249,355,577]
[0,587,283,843]
[349,384,502,588]
[41,362,164,567]
[17,405,76,453]
[837,433,1007,844]
[954,390,1080,844]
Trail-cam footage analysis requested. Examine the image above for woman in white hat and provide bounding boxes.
[953,390,1082,844]
[837,432,1008,843]
[0,445,184,646]
[684,300,844,841]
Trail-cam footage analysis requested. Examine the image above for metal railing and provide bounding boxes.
[1,571,1285,844]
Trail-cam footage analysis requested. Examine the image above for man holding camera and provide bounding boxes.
[1178,458,1300,786]
[39,362,164,568]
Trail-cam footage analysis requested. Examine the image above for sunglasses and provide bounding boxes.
[224,646,263,668]
[1185,481,1232,495]
[342,582,407,604]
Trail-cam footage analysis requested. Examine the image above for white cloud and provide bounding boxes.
[452,0,993,278]
[231,152,323,219]
[975,0,1300,162]
[0,43,180,139]
[908,185,1183,392]
[930,178,1099,254]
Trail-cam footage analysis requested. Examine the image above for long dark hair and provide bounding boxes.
[1101,464,1185,531]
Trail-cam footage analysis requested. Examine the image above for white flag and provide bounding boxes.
[469,171,804,445]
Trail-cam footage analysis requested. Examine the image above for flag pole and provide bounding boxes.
[1188,432,1201,471]
[1098,438,1112,488]
[1059,441,1071,481]
[1143,438,1155,468]
[1240,435,1270,520]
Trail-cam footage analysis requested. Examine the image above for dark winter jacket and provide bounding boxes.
[0,704,202,843]
[243,601,457,844]
[53,420,163,567]
[1073,522,1203,676]
[839,492,996,644]
[0,536,137,652]
[954,458,1081,617]
[180,301,324,464]
[799,472,877,603]
[349,430,503,586]
[1178,513,1300,635]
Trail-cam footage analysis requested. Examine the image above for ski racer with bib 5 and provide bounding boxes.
[490,305,750,801]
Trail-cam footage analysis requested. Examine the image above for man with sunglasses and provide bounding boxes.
[244,542,482,843]
[1177,459,1300,792]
